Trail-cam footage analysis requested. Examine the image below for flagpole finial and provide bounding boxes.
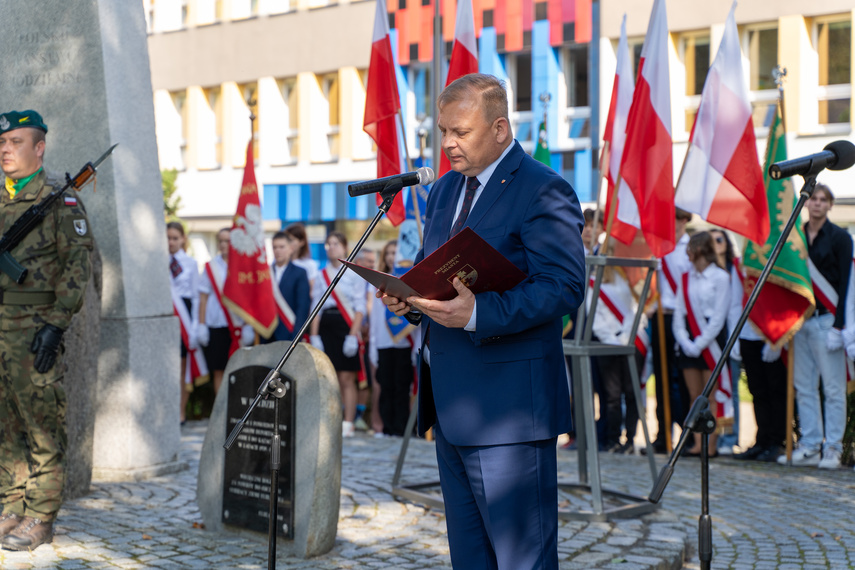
[539,92,551,123]
[772,66,787,93]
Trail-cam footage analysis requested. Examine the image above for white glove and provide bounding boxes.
[843,328,855,359]
[411,346,419,368]
[195,323,210,347]
[369,344,379,369]
[679,338,701,358]
[343,335,359,358]
[761,344,781,363]
[826,328,844,351]
[187,324,199,350]
[310,335,324,351]
[730,340,741,362]
[240,324,255,347]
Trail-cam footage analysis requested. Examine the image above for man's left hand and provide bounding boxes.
[408,278,474,329]
[31,324,64,373]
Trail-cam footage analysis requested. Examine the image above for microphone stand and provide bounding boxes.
[648,167,823,570]
[224,180,406,570]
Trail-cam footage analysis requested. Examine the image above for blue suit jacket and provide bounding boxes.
[417,141,586,446]
[269,262,311,342]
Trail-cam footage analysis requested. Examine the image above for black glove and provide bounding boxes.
[31,324,64,373]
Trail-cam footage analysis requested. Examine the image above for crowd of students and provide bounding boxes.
[167,222,418,437]
[579,182,852,470]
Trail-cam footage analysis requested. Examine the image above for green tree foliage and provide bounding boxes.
[162,168,181,222]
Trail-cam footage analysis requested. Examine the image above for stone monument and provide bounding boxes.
[0,3,182,481]
[197,342,342,558]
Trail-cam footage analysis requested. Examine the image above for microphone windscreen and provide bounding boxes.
[825,140,855,171]
[417,166,436,185]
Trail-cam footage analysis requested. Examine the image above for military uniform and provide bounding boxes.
[0,168,92,522]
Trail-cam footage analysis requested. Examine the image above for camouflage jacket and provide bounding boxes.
[0,169,93,331]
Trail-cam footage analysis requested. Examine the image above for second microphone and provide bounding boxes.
[348,167,435,197]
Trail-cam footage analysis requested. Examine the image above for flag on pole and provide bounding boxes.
[675,2,769,244]
[438,0,478,177]
[222,140,278,338]
[533,98,551,166]
[364,0,407,226]
[602,15,638,246]
[618,0,674,258]
[742,105,815,349]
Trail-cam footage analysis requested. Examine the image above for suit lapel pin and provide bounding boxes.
[501,179,506,184]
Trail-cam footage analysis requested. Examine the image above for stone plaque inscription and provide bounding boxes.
[223,366,295,539]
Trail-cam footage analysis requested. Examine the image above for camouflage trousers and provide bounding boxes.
[0,327,67,521]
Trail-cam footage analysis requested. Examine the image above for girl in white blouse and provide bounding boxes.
[673,231,731,455]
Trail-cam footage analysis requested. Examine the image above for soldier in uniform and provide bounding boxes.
[0,110,93,550]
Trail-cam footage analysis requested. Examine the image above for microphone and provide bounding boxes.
[348,167,435,197]
[769,140,855,180]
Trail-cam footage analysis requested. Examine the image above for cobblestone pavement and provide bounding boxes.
[0,419,853,569]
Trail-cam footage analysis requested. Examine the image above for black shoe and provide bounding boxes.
[734,445,764,461]
[755,446,783,463]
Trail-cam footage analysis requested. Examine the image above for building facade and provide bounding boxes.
[146,0,855,263]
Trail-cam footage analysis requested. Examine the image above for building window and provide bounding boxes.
[743,24,779,133]
[322,72,340,160]
[817,17,852,125]
[172,90,188,169]
[271,78,299,165]
[562,45,589,108]
[681,33,710,132]
[628,38,643,78]
[405,65,433,160]
[507,53,533,146]
[201,86,222,169]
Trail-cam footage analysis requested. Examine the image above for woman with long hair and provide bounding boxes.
[673,231,731,456]
[309,232,366,437]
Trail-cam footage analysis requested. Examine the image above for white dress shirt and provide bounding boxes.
[673,262,731,352]
[658,232,691,311]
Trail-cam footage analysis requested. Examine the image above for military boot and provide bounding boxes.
[0,513,23,538]
[1,516,53,550]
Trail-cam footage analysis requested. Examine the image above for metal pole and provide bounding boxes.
[588,0,600,201]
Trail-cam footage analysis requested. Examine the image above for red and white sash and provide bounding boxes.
[808,258,838,316]
[661,256,679,296]
[588,277,650,373]
[271,265,296,334]
[172,289,209,385]
[682,272,733,419]
[322,267,367,385]
[206,261,241,356]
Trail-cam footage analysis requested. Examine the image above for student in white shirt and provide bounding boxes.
[167,222,199,424]
[673,231,731,456]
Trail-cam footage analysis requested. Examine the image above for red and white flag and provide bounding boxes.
[674,2,769,244]
[619,0,674,258]
[364,0,407,226]
[438,0,478,177]
[222,140,278,338]
[602,15,637,246]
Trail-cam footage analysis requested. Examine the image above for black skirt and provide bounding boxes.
[319,308,361,372]
[179,297,192,358]
[203,327,232,371]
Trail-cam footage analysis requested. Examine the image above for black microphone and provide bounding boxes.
[348,167,435,197]
[769,140,855,180]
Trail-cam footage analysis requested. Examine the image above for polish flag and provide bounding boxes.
[438,0,478,177]
[675,2,769,244]
[364,0,407,226]
[602,15,637,246]
[618,0,674,258]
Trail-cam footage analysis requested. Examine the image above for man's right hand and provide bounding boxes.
[31,324,64,373]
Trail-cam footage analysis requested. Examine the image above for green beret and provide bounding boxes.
[0,110,48,135]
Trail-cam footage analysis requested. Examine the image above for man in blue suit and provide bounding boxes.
[266,230,311,342]
[381,74,585,569]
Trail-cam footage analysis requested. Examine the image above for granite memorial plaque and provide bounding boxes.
[223,365,295,539]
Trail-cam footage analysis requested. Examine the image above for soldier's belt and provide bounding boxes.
[0,290,56,305]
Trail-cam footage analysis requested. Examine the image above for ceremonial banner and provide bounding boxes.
[675,2,769,244]
[222,140,278,338]
[602,15,638,246]
[742,106,815,349]
[438,0,478,177]
[364,0,407,225]
[618,0,674,258]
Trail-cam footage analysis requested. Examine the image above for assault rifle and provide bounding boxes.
[0,143,117,283]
